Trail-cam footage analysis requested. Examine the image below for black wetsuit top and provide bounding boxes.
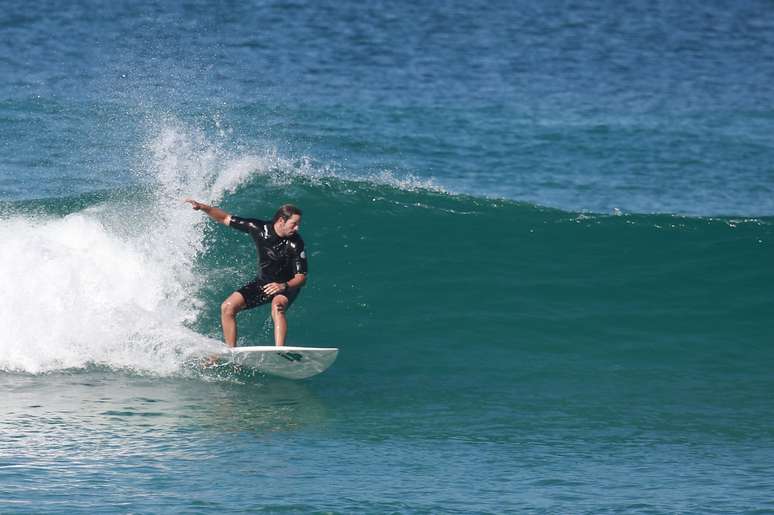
[229,216,308,283]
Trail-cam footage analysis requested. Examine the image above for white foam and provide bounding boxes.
[0,121,273,375]
[0,213,209,374]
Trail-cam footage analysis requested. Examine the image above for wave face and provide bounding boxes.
[1,123,771,378]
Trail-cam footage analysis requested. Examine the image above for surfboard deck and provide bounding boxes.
[216,346,338,379]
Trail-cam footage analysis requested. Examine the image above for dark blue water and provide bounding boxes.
[4,0,774,213]
[1,1,773,512]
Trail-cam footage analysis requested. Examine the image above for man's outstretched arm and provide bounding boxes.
[185,199,232,225]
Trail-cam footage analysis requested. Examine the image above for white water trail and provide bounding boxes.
[0,120,277,374]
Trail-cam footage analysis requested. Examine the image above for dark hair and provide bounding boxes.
[272,204,302,223]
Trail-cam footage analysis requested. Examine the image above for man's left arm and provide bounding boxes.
[284,239,308,290]
[262,273,306,297]
[285,273,307,290]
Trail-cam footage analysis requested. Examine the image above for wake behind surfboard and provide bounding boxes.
[215,346,338,379]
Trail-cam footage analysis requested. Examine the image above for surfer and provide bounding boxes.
[185,199,308,347]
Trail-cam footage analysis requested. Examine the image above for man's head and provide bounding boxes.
[273,204,302,237]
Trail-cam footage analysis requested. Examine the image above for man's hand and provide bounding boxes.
[184,199,231,225]
[262,282,287,296]
[185,198,203,210]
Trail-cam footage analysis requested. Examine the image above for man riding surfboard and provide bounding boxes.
[185,199,308,347]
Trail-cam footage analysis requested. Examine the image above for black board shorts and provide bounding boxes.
[237,278,301,310]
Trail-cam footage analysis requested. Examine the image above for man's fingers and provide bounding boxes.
[262,284,280,295]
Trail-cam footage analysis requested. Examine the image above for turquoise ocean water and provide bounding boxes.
[1,1,773,512]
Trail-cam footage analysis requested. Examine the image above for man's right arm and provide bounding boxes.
[185,199,232,225]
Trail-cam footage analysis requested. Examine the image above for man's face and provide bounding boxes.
[277,214,301,237]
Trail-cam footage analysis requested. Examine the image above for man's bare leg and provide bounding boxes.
[271,295,290,346]
[221,292,247,347]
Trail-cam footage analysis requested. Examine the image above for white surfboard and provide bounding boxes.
[217,346,338,379]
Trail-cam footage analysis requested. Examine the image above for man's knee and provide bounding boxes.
[271,297,288,316]
[221,300,240,318]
